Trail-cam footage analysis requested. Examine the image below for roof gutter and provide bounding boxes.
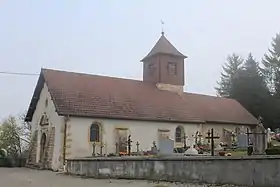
[63,115,70,166]
[58,113,205,124]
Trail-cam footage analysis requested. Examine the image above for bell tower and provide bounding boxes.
[141,32,187,93]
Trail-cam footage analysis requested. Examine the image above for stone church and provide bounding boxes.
[25,31,258,170]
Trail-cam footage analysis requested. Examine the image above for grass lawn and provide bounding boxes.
[271,139,280,146]
[222,148,248,156]
[228,150,247,156]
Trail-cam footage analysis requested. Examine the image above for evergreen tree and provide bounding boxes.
[216,54,244,97]
[231,54,268,116]
[262,33,280,97]
[230,53,279,129]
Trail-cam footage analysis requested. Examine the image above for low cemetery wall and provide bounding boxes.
[66,155,280,187]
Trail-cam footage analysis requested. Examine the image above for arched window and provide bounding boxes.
[90,122,101,142]
[175,126,184,142]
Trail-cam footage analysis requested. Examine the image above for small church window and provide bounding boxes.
[45,98,48,107]
[168,62,177,75]
[175,126,184,142]
[90,122,101,142]
[147,63,155,75]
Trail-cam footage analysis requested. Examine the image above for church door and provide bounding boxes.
[39,133,47,162]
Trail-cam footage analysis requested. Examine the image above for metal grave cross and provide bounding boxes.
[205,128,220,156]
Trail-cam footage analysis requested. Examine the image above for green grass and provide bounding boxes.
[227,150,247,156]
[271,140,280,146]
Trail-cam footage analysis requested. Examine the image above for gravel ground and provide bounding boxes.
[0,168,245,187]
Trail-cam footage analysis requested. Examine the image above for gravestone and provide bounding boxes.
[251,119,267,155]
[223,128,232,148]
[158,138,174,155]
[236,134,248,148]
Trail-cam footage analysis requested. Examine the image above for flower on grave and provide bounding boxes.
[218,151,226,156]
[226,153,232,156]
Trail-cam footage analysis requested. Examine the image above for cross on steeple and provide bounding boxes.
[161,20,165,35]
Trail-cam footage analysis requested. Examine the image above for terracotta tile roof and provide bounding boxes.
[141,33,187,61]
[25,69,258,125]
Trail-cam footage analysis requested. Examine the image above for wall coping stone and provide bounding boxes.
[66,155,280,161]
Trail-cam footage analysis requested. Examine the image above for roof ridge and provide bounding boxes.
[42,68,147,84]
[42,68,239,101]
[42,68,241,101]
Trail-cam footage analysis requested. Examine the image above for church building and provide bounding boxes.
[25,32,258,170]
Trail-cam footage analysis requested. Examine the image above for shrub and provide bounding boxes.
[267,142,273,148]
[265,147,280,155]
[0,157,12,167]
[0,149,7,158]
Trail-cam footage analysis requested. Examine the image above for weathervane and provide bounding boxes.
[161,20,165,35]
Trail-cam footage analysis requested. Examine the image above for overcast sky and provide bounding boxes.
[0,1,280,120]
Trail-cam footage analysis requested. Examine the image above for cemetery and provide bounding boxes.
[65,121,280,187]
[86,120,279,158]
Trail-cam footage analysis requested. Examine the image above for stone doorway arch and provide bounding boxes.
[40,133,47,162]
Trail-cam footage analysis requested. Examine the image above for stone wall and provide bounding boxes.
[29,130,38,163]
[66,156,280,187]
[46,127,55,168]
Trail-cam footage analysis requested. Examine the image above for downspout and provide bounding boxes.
[63,115,70,166]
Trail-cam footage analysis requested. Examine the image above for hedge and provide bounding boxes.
[0,157,13,167]
[265,146,280,155]
[0,157,26,167]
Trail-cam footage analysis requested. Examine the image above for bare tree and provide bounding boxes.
[0,112,31,157]
[18,112,31,146]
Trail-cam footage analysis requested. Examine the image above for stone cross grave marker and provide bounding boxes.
[194,131,203,145]
[223,128,233,148]
[136,141,140,153]
[184,135,199,155]
[246,119,267,155]
[151,141,158,155]
[127,135,132,156]
[92,142,96,156]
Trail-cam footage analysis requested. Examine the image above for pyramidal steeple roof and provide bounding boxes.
[141,32,187,62]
